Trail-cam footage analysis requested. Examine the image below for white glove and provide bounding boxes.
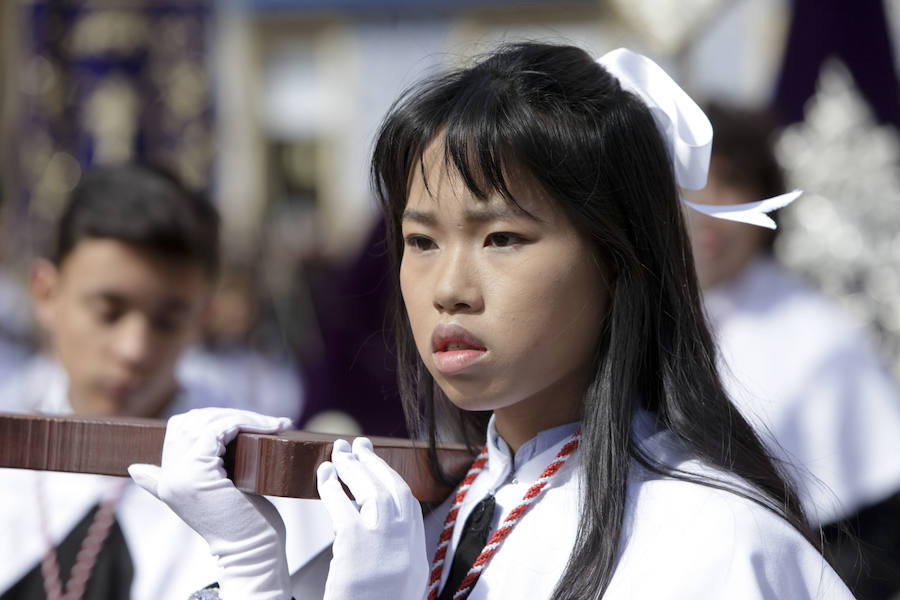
[317,437,428,600]
[128,407,293,600]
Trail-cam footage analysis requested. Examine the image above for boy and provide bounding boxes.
[14,164,219,419]
[0,165,326,599]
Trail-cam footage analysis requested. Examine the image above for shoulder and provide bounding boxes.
[607,431,853,599]
[627,459,801,553]
[626,435,798,559]
[614,479,851,599]
[0,354,65,413]
[728,259,867,353]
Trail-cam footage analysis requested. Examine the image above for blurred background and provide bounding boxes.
[0,0,898,437]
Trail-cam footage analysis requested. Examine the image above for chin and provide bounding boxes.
[437,384,514,414]
[102,389,160,418]
[445,397,496,413]
[79,397,125,418]
[119,398,161,418]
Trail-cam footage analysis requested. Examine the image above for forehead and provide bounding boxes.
[405,136,559,222]
[58,238,209,302]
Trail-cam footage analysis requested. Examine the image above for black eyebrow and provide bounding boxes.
[463,205,540,223]
[401,210,438,225]
[401,203,541,225]
[85,291,191,314]
[85,291,126,305]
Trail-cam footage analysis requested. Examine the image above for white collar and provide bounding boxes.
[486,415,580,473]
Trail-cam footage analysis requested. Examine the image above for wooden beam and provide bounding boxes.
[0,412,472,502]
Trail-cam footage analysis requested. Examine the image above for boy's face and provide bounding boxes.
[686,161,769,290]
[32,239,211,417]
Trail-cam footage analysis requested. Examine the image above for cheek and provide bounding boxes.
[493,252,606,366]
[154,337,187,369]
[538,268,604,350]
[399,264,413,307]
[399,267,430,349]
[51,325,103,390]
[52,301,100,353]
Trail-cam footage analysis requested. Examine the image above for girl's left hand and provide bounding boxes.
[317,437,428,600]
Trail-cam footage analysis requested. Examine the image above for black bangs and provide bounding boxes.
[438,67,520,205]
[372,42,622,237]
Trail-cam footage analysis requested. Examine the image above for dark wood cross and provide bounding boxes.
[0,412,472,502]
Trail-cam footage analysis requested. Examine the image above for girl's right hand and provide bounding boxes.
[318,437,429,600]
[128,407,294,600]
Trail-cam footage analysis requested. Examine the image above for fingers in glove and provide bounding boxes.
[127,463,161,497]
[164,408,293,464]
[351,438,417,518]
[351,438,409,491]
[317,461,359,529]
[199,408,292,438]
[330,439,380,511]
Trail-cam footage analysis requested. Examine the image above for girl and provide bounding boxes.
[130,43,853,599]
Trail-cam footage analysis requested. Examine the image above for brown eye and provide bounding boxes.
[96,307,123,325]
[405,235,437,252]
[89,298,124,325]
[485,232,525,248]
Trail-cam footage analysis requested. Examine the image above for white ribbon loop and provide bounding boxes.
[598,47,800,229]
[598,47,712,191]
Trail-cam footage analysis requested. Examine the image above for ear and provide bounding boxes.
[30,259,60,332]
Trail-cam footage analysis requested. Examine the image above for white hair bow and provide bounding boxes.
[597,47,800,229]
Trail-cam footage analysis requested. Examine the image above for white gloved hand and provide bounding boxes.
[317,437,428,600]
[128,407,293,600]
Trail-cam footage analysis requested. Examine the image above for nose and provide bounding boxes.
[433,246,483,314]
[111,314,154,369]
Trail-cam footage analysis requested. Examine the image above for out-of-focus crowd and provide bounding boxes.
[1,1,900,599]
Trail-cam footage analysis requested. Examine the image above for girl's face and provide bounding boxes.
[400,144,609,445]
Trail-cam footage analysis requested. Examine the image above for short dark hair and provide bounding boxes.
[705,102,785,199]
[53,164,219,278]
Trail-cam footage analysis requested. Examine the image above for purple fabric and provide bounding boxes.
[300,223,407,438]
[773,0,900,129]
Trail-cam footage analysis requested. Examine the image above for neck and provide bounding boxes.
[491,360,591,454]
[493,392,583,455]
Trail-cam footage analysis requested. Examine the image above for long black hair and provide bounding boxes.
[371,42,813,599]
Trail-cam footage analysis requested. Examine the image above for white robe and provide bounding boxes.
[0,356,333,600]
[705,258,900,525]
[423,413,854,600]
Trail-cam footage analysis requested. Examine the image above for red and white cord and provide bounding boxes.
[36,475,127,600]
[426,448,489,599]
[427,431,581,600]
